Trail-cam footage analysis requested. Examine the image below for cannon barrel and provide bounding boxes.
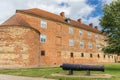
[60,63,104,72]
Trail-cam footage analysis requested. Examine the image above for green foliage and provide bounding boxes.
[0,64,120,80]
[100,0,120,54]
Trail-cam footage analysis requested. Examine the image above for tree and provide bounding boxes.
[100,0,120,55]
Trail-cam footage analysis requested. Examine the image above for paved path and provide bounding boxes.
[0,74,55,80]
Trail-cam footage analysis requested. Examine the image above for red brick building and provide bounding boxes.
[0,8,117,68]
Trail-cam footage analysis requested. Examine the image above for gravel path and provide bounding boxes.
[0,74,55,80]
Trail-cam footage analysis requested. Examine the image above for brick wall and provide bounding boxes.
[0,26,40,68]
[0,12,116,68]
[16,12,116,66]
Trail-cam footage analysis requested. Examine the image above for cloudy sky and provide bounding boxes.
[0,0,115,30]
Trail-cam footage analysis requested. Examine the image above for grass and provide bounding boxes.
[0,63,120,80]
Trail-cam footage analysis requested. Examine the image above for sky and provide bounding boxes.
[0,0,115,30]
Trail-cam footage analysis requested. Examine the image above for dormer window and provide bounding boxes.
[65,18,71,23]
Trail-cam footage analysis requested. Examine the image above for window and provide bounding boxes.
[41,50,45,56]
[88,32,92,38]
[80,41,84,48]
[41,20,47,28]
[81,53,84,57]
[102,36,104,41]
[40,34,46,43]
[69,27,73,34]
[98,54,100,58]
[88,42,92,49]
[70,52,73,57]
[104,55,106,58]
[79,30,83,36]
[90,54,93,58]
[69,39,74,46]
[96,44,99,49]
[96,35,98,40]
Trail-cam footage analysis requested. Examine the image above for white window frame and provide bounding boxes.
[41,20,47,28]
[69,39,74,46]
[40,34,46,43]
[80,41,84,48]
[102,36,104,41]
[88,32,92,38]
[69,27,73,34]
[96,35,98,40]
[96,44,99,49]
[89,42,92,49]
[79,30,83,36]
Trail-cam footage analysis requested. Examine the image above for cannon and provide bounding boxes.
[60,63,104,76]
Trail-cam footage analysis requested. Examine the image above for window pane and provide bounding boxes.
[69,27,73,34]
[88,32,92,38]
[96,44,99,49]
[69,39,74,46]
[102,36,104,41]
[40,34,46,43]
[79,30,83,36]
[41,20,47,28]
[89,42,92,48]
[80,41,84,48]
[96,35,98,40]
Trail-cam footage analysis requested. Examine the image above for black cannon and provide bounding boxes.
[60,63,104,76]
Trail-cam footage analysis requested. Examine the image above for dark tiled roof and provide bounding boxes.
[16,8,101,33]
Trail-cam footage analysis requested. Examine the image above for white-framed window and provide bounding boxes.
[40,34,46,43]
[80,41,84,48]
[96,44,99,49]
[102,36,104,41]
[79,30,83,36]
[88,32,92,38]
[69,39,74,46]
[69,27,73,34]
[96,35,98,40]
[88,42,92,49]
[41,20,47,28]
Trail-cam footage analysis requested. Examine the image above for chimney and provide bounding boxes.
[60,12,65,17]
[89,23,93,28]
[77,18,82,23]
[95,26,98,30]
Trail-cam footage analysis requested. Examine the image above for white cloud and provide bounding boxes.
[0,0,96,26]
[82,16,101,29]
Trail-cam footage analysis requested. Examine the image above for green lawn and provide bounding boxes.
[0,63,120,80]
